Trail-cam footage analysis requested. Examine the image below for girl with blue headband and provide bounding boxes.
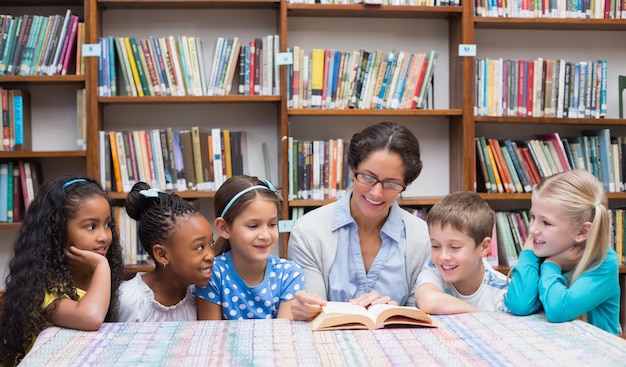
[195,175,304,320]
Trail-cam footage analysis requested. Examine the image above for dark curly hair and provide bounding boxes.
[0,175,124,366]
[213,175,282,256]
[124,181,198,262]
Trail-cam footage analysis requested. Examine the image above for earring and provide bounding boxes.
[162,261,167,268]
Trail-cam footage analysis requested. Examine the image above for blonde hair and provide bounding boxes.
[532,169,609,285]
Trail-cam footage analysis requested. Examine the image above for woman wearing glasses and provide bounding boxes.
[288,121,431,321]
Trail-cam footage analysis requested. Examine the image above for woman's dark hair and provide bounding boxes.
[213,175,282,255]
[348,121,423,185]
[125,181,198,261]
[0,175,123,366]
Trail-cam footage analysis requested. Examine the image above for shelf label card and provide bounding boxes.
[458,44,476,57]
[278,220,294,233]
[276,52,293,65]
[82,43,101,57]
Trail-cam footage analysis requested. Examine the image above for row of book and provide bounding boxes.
[1,88,31,152]
[99,127,247,193]
[492,209,626,267]
[287,137,353,201]
[288,0,460,4]
[98,34,280,97]
[476,129,625,195]
[475,0,626,18]
[115,206,151,265]
[0,161,41,223]
[288,48,438,110]
[474,58,608,118]
[0,10,83,76]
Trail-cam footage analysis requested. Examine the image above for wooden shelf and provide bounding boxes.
[474,116,625,126]
[289,196,443,207]
[287,4,462,18]
[124,264,155,273]
[0,75,85,83]
[97,0,280,10]
[0,222,21,230]
[474,17,626,31]
[0,150,87,159]
[108,190,216,201]
[288,108,462,116]
[97,95,281,104]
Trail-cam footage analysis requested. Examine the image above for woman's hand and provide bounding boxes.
[291,291,327,321]
[350,291,397,308]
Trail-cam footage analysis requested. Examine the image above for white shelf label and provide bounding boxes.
[276,52,293,65]
[82,43,101,57]
[458,44,476,57]
[278,220,294,233]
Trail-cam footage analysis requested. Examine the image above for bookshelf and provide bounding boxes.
[0,1,89,267]
[0,0,625,333]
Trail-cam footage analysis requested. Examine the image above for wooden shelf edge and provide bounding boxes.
[0,222,21,230]
[98,0,280,10]
[474,16,626,30]
[124,264,155,273]
[289,108,462,116]
[474,116,624,125]
[289,196,443,207]
[0,75,84,83]
[288,4,462,18]
[98,95,280,103]
[108,190,216,200]
[0,150,87,158]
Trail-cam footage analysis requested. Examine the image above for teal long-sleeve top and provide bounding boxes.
[504,248,620,335]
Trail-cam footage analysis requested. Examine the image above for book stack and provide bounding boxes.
[99,127,247,193]
[0,160,41,223]
[287,137,352,201]
[474,58,608,119]
[287,47,438,110]
[98,34,280,97]
[476,129,626,195]
[1,88,31,152]
[0,10,82,76]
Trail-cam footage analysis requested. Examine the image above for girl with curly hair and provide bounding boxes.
[0,175,124,366]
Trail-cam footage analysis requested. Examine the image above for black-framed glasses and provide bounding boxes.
[354,171,406,193]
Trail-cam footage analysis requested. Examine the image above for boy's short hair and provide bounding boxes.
[427,191,494,247]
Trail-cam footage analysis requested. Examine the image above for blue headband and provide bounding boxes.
[63,178,87,188]
[220,180,281,218]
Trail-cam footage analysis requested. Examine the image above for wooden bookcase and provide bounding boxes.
[1,0,625,332]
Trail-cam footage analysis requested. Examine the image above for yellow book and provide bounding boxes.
[108,131,122,192]
[486,144,504,193]
[223,129,232,179]
[124,37,144,96]
[310,302,436,331]
[311,49,325,108]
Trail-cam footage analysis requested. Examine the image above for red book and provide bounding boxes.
[526,60,534,117]
[12,163,22,222]
[520,146,542,185]
[322,49,330,109]
[488,138,514,193]
[517,59,525,117]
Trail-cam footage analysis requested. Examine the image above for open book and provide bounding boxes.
[310,301,436,331]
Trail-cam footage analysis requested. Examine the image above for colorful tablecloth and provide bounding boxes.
[19,312,626,366]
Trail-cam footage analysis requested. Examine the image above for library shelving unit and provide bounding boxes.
[0,1,89,229]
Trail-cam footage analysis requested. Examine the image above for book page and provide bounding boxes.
[367,304,434,328]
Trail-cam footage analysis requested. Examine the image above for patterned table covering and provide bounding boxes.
[19,312,626,367]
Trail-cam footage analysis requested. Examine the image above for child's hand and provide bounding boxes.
[544,245,584,272]
[65,246,109,277]
[523,235,535,251]
[291,291,327,321]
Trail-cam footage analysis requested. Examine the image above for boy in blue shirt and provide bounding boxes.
[415,191,508,313]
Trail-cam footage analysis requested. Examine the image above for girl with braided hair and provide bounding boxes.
[0,175,124,366]
[117,182,215,322]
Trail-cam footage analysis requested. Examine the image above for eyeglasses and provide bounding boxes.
[354,171,406,193]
